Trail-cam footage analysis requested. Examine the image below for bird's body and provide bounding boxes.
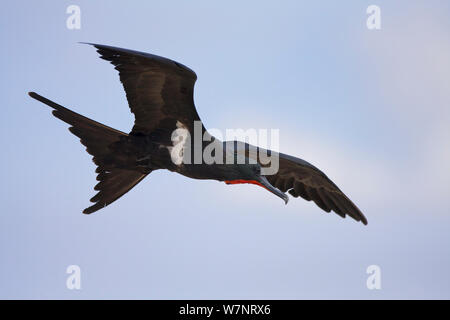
[29,43,367,225]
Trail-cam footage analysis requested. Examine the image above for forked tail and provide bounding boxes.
[28,92,149,214]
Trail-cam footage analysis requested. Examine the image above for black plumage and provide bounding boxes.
[29,43,367,225]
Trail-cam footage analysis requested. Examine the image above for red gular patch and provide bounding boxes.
[224,179,268,191]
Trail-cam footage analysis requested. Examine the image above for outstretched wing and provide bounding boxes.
[266,152,367,224]
[235,142,366,224]
[86,43,206,138]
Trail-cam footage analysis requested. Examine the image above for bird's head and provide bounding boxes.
[224,163,289,204]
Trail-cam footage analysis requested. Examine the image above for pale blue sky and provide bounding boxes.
[1,1,449,299]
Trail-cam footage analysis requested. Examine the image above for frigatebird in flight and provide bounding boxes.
[29,43,367,225]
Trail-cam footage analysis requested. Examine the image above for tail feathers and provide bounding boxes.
[29,92,149,214]
[28,92,126,164]
[83,169,148,214]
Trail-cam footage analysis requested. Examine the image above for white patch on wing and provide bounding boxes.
[167,121,190,166]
